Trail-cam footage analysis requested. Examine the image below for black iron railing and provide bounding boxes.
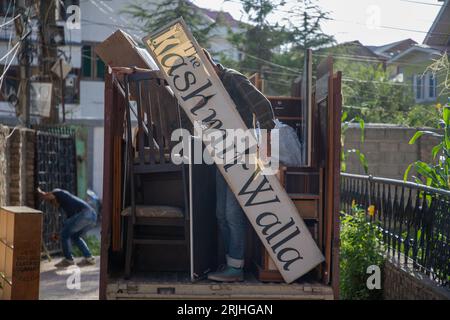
[341,173,450,288]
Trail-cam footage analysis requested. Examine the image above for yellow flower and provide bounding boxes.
[436,103,442,111]
[351,199,356,209]
[368,205,375,216]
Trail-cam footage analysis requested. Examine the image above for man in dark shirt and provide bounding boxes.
[38,188,97,268]
[201,49,275,282]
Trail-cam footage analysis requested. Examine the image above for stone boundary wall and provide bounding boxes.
[0,125,35,208]
[383,255,450,300]
[344,124,442,180]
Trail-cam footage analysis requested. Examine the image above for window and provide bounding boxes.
[428,73,436,99]
[81,45,105,80]
[413,72,438,102]
[414,75,424,102]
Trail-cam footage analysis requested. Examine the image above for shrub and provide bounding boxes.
[340,205,384,300]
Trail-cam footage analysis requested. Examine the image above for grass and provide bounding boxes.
[72,235,101,257]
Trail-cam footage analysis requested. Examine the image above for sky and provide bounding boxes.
[192,0,443,46]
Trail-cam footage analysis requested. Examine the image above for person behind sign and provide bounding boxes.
[201,48,275,282]
[38,188,97,268]
[111,49,275,282]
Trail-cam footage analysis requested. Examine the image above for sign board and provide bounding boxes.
[51,59,72,79]
[143,18,324,283]
[30,82,52,117]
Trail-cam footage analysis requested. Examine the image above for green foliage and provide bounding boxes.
[228,0,288,73]
[72,235,101,257]
[122,0,216,46]
[340,206,384,300]
[400,104,442,128]
[283,0,335,51]
[426,53,449,98]
[341,111,368,173]
[342,64,414,123]
[404,103,450,190]
[225,0,333,96]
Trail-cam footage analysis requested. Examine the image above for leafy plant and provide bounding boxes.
[404,103,450,190]
[340,205,384,300]
[122,0,216,47]
[341,111,368,173]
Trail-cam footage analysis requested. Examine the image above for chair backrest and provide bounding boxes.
[123,71,189,219]
[125,71,182,173]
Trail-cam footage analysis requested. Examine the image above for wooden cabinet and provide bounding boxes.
[253,168,323,282]
[0,206,42,300]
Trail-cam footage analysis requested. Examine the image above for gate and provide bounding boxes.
[34,126,78,254]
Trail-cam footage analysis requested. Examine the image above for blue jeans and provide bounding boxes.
[216,169,247,268]
[61,208,97,260]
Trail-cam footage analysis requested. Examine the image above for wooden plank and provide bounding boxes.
[331,72,342,298]
[142,18,324,283]
[323,57,334,285]
[301,49,313,167]
[99,71,114,300]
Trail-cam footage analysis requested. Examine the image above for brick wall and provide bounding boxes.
[0,125,35,207]
[344,124,442,179]
[383,255,450,300]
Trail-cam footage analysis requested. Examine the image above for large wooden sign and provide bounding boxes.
[143,18,324,283]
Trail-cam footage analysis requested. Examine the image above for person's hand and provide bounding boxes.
[37,188,55,202]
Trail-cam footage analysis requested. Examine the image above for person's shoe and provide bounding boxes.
[54,258,75,268]
[77,256,96,266]
[207,266,244,282]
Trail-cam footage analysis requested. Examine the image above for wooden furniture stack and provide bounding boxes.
[252,96,323,282]
[121,72,190,278]
[0,206,42,300]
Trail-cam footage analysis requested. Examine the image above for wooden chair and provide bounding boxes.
[122,71,189,278]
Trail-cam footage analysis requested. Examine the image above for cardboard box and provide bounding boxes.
[0,207,42,300]
[0,242,5,274]
[5,246,12,281]
[95,29,158,70]
[5,212,14,247]
[0,210,6,242]
[2,280,11,300]
[0,276,4,299]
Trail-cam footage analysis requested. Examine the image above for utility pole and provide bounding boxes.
[15,0,32,128]
[39,0,59,124]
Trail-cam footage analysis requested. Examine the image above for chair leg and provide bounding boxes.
[124,217,134,279]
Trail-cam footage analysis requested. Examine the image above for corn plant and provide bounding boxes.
[404,103,450,190]
[341,111,368,174]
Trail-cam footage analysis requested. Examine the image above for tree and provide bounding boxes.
[284,0,335,51]
[228,0,288,73]
[122,0,216,47]
[342,64,414,123]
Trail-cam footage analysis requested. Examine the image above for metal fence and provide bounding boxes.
[341,173,450,288]
[34,126,77,254]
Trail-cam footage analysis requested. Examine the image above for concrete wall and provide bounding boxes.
[383,255,450,300]
[344,124,442,180]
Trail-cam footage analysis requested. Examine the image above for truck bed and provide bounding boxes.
[106,272,334,300]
